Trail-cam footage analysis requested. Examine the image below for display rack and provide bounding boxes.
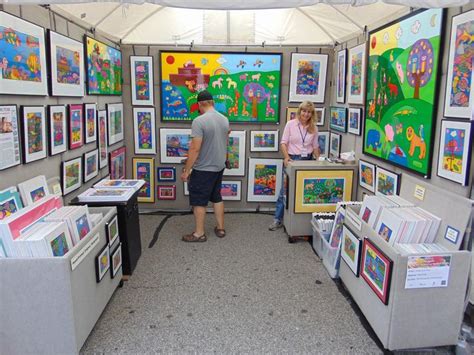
[0,207,121,354]
[339,174,472,351]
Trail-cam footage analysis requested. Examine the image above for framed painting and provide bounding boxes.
[444,10,474,119]
[250,130,279,152]
[221,181,241,201]
[361,238,393,305]
[336,49,347,103]
[318,131,330,158]
[83,149,99,183]
[85,36,122,95]
[157,167,176,182]
[224,130,246,176]
[375,166,400,196]
[48,30,84,97]
[359,159,376,193]
[61,157,82,195]
[68,104,83,150]
[131,56,154,106]
[348,107,362,135]
[48,105,67,156]
[0,11,48,96]
[84,103,97,144]
[106,215,120,247]
[107,103,124,146]
[347,43,366,105]
[363,9,444,178]
[95,245,110,282]
[110,243,122,278]
[329,106,347,132]
[286,107,298,123]
[97,110,108,169]
[315,107,325,126]
[437,119,472,186]
[133,107,156,154]
[0,186,23,220]
[159,128,192,164]
[329,132,341,158]
[247,158,283,202]
[109,146,126,180]
[21,105,47,164]
[160,51,282,123]
[157,185,176,201]
[0,105,21,170]
[133,157,155,203]
[329,207,345,248]
[294,170,354,213]
[341,225,362,277]
[18,175,49,206]
[289,53,328,103]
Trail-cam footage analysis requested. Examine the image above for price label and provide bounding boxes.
[414,184,425,200]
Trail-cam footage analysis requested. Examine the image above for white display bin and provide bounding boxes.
[321,233,340,279]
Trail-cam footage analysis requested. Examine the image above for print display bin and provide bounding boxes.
[321,235,341,279]
[311,220,324,258]
[339,174,473,351]
[0,207,121,355]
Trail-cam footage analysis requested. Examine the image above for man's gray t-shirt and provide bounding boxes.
[191,109,229,172]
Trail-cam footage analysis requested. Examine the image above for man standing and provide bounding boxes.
[180,90,230,242]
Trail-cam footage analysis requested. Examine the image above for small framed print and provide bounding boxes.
[133,107,156,154]
[130,56,154,106]
[97,110,108,169]
[224,130,246,176]
[18,175,49,206]
[157,167,176,182]
[159,128,192,164]
[68,104,84,150]
[95,244,110,282]
[289,53,328,103]
[21,105,47,164]
[48,105,67,156]
[329,132,341,158]
[318,131,330,158]
[83,149,99,183]
[348,107,362,135]
[133,157,155,203]
[110,243,123,278]
[359,159,375,193]
[444,225,460,244]
[107,103,124,145]
[0,105,21,170]
[375,166,400,196]
[220,181,241,201]
[329,106,347,132]
[341,225,362,277]
[106,215,120,247]
[84,103,97,144]
[315,107,325,126]
[62,157,82,195]
[157,185,176,200]
[250,130,279,152]
[286,107,298,123]
[336,48,347,104]
[109,146,126,180]
[0,186,23,221]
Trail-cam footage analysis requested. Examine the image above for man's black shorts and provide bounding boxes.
[188,169,224,206]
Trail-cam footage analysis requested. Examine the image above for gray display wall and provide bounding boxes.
[0,5,124,205]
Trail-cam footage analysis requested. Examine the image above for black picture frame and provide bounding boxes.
[95,244,111,282]
[329,106,347,132]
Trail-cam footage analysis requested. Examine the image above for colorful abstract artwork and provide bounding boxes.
[62,157,82,195]
[250,130,279,152]
[336,49,347,103]
[21,106,46,164]
[106,215,119,246]
[157,185,176,201]
[289,53,328,103]
[131,56,154,106]
[85,36,122,95]
[294,170,353,213]
[160,51,282,123]
[111,244,122,278]
[361,238,393,304]
[29,186,45,203]
[48,105,67,156]
[48,30,84,97]
[221,181,241,201]
[97,110,108,169]
[0,105,21,170]
[247,158,283,202]
[84,149,99,182]
[0,11,48,95]
[75,213,91,240]
[50,232,69,256]
[347,43,366,104]
[444,10,474,119]
[329,107,347,132]
[224,131,246,176]
[364,9,444,177]
[106,103,123,145]
[159,128,192,164]
[84,103,97,144]
[68,104,83,150]
[359,159,376,192]
[109,146,126,180]
[341,225,362,276]
[348,107,362,135]
[437,120,472,185]
[375,166,400,196]
[0,187,22,220]
[95,245,110,282]
[133,157,154,203]
[133,107,156,154]
[157,167,176,182]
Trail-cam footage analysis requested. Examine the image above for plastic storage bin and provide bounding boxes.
[321,234,341,279]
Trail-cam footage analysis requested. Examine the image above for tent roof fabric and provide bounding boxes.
[4,1,471,45]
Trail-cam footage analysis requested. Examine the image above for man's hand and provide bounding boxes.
[180,170,190,182]
[284,157,292,167]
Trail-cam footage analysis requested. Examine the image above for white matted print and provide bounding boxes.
[133,107,156,154]
[221,181,242,201]
[21,105,47,164]
[84,103,97,144]
[375,166,400,196]
[341,225,362,276]
[250,130,279,152]
[62,157,82,195]
[18,175,49,206]
[348,107,362,135]
[347,43,367,105]
[48,105,67,156]
[0,105,21,170]
[329,132,341,158]
[224,130,246,176]
[159,128,192,164]
[107,103,124,145]
[289,53,328,103]
[318,131,330,158]
[247,158,283,202]
[83,149,99,182]
[359,159,375,192]
[131,56,154,106]
[336,48,347,104]
[97,110,108,169]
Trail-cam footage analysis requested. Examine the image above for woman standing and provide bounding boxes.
[269,100,320,231]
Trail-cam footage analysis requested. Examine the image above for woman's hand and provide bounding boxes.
[284,157,292,167]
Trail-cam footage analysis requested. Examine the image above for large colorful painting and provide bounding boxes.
[133,157,155,203]
[21,105,47,164]
[160,51,282,123]
[247,158,283,202]
[133,107,156,154]
[289,53,328,103]
[48,30,84,97]
[85,36,122,95]
[444,10,474,119]
[336,49,347,103]
[363,9,444,177]
[159,128,192,164]
[224,130,246,176]
[347,43,367,104]
[294,169,354,213]
[0,105,21,170]
[0,11,48,95]
[437,120,472,185]
[131,56,154,106]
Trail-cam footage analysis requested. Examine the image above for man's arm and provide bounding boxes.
[181,137,203,181]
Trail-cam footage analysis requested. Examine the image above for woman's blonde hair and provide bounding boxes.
[297,100,316,133]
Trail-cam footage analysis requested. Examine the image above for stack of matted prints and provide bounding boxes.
[77,179,144,202]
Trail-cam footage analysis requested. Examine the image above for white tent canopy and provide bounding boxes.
[3,1,471,45]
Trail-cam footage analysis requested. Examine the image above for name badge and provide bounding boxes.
[301,153,308,158]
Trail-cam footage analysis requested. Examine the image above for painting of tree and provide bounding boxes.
[406,39,434,99]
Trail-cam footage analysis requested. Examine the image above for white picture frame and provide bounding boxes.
[0,105,21,170]
[250,130,279,152]
[289,53,328,103]
[358,159,376,193]
[318,131,330,158]
[97,110,108,169]
[221,181,242,201]
[336,48,347,104]
[375,166,400,196]
[130,56,154,106]
[48,105,67,156]
[84,103,97,144]
[159,128,192,164]
[21,105,47,164]
[347,43,367,105]
[315,107,325,126]
[348,107,362,135]
[106,103,124,145]
[83,149,99,183]
[247,158,283,202]
[224,130,246,176]
[133,107,156,154]
[329,132,341,158]
[18,175,50,206]
[341,225,362,277]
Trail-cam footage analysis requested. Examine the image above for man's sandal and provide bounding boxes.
[214,227,226,238]
[182,233,207,242]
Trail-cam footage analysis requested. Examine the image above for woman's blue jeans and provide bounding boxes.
[274,154,313,222]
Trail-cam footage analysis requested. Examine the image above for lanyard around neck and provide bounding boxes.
[297,123,308,145]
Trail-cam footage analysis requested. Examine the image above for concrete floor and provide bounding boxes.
[80,212,383,354]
